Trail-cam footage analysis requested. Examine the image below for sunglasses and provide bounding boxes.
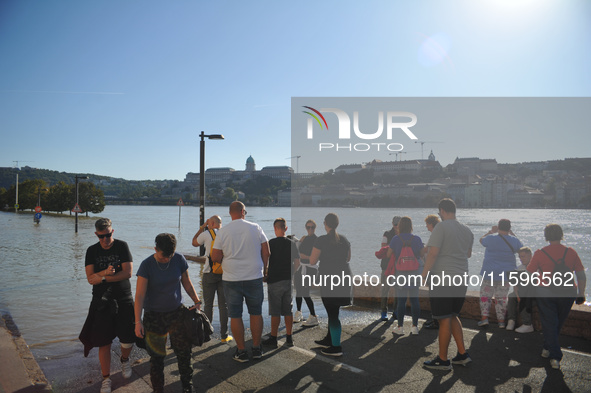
[97,231,113,239]
[306,226,315,229]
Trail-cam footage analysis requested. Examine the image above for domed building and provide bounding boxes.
[183,156,293,186]
[246,155,256,172]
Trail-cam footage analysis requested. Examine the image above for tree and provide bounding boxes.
[46,182,73,213]
[16,179,48,210]
[78,182,106,214]
[223,187,238,202]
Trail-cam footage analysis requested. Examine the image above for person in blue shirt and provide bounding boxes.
[478,219,523,329]
[134,233,201,393]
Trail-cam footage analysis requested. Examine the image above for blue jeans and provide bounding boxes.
[396,285,420,327]
[223,278,264,318]
[536,297,574,360]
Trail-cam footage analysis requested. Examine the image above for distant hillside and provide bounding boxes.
[0,166,115,189]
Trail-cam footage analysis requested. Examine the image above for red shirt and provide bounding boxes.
[527,244,584,276]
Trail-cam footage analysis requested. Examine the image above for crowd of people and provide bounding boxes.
[78,198,587,392]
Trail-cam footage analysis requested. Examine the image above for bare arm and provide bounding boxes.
[192,220,209,247]
[261,241,270,272]
[420,246,429,258]
[106,262,132,283]
[181,270,201,309]
[85,264,116,286]
[421,246,440,280]
[309,247,321,266]
[211,248,223,263]
[134,276,148,338]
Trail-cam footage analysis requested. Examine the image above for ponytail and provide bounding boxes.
[324,213,340,244]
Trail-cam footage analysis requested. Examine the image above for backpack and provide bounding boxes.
[540,247,577,297]
[395,239,420,272]
[207,229,223,274]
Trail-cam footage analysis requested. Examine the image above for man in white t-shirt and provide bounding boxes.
[211,201,270,362]
[192,215,232,343]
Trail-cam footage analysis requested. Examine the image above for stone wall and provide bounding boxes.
[353,285,591,340]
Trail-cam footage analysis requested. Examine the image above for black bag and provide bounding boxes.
[180,307,214,347]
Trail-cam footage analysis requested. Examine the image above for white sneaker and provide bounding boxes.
[550,359,560,369]
[410,326,419,335]
[515,324,534,333]
[392,326,404,335]
[541,349,550,358]
[121,358,132,379]
[506,320,516,331]
[302,315,319,327]
[100,377,111,393]
[293,311,303,323]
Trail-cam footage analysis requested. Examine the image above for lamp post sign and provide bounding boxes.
[34,205,42,223]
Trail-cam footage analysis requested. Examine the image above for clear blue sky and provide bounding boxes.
[1,0,590,180]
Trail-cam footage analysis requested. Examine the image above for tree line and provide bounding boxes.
[0,179,106,214]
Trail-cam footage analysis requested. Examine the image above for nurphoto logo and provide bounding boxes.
[301,106,419,153]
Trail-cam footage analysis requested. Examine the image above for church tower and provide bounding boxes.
[428,150,436,161]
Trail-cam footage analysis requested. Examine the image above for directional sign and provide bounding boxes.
[34,206,42,213]
[34,213,42,221]
[177,198,184,206]
[71,203,83,213]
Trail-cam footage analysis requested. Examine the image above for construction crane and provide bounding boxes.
[388,152,407,161]
[414,141,443,159]
[389,150,421,161]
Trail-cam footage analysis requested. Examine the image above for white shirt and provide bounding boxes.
[196,229,217,273]
[213,219,268,282]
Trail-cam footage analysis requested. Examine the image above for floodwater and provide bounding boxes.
[0,205,589,370]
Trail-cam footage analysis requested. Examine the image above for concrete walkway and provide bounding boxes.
[3,306,591,392]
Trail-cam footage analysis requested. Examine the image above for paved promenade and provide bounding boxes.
[3,305,591,393]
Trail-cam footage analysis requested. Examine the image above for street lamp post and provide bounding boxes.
[75,175,89,233]
[199,131,224,255]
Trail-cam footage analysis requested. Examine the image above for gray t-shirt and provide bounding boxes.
[426,219,474,277]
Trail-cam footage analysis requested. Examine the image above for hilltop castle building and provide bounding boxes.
[184,155,293,186]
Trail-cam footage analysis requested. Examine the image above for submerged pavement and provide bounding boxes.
[4,303,591,393]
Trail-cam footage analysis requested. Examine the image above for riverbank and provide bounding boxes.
[0,313,51,392]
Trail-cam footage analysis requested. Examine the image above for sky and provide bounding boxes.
[1,0,590,180]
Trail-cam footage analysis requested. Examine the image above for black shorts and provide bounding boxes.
[429,285,467,319]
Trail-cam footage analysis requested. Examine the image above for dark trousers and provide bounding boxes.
[536,297,574,361]
[143,307,193,391]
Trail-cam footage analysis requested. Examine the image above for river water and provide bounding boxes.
[1,205,589,365]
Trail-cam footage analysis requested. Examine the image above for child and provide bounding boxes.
[262,218,300,348]
[506,247,534,333]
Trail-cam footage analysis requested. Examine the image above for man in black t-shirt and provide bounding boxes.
[262,218,300,348]
[79,218,134,393]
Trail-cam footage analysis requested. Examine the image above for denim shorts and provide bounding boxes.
[267,280,293,316]
[223,278,264,318]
